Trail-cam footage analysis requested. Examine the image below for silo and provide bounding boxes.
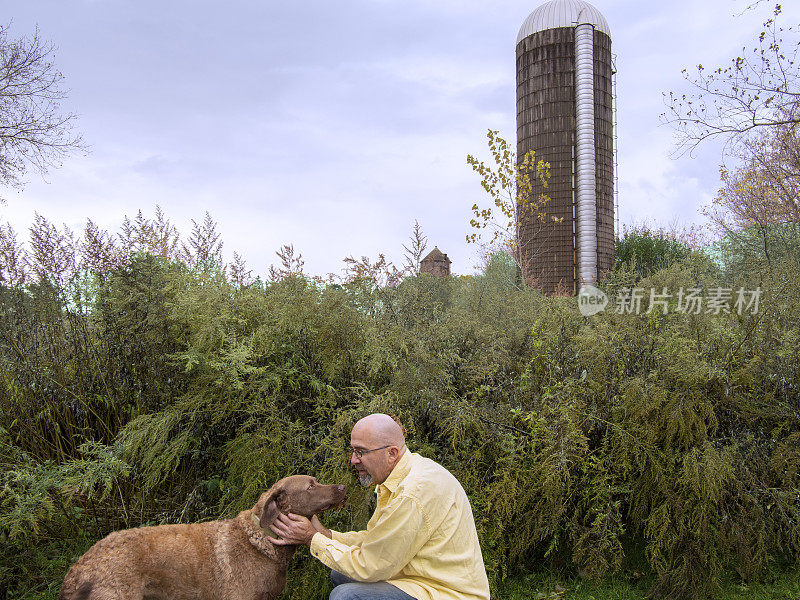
[516,0,615,294]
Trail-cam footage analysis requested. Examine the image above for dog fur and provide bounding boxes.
[58,475,346,600]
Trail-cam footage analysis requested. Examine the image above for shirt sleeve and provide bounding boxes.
[330,529,367,546]
[310,494,432,583]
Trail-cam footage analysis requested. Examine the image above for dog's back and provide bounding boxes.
[58,520,262,600]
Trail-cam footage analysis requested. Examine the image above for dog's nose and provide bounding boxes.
[336,485,346,493]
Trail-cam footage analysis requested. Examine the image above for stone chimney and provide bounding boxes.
[420,247,451,277]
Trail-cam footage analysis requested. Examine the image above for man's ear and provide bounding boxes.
[254,487,286,528]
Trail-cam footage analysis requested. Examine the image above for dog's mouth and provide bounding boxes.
[326,494,347,512]
[310,495,347,516]
[325,490,348,512]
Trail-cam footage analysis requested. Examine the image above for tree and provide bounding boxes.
[0,207,251,288]
[663,4,800,278]
[466,130,556,281]
[703,123,800,276]
[342,253,403,287]
[614,224,693,279]
[0,222,26,285]
[181,212,223,268]
[28,211,76,286]
[119,206,180,260]
[228,252,252,287]
[707,123,800,229]
[0,23,84,199]
[714,221,800,279]
[268,244,306,281]
[662,4,799,155]
[402,220,428,276]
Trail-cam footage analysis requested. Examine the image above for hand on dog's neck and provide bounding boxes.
[251,512,284,542]
[256,497,291,543]
[244,510,298,565]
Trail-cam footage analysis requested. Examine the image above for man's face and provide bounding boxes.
[349,429,392,487]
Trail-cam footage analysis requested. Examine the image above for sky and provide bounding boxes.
[2,0,797,278]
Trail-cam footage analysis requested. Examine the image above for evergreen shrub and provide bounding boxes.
[0,244,798,600]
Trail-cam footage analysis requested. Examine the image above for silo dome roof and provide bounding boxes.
[517,0,611,43]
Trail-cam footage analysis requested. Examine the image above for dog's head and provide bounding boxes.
[253,475,346,529]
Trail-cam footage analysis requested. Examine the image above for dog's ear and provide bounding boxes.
[254,486,286,529]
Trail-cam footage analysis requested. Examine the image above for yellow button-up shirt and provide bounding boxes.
[310,451,490,600]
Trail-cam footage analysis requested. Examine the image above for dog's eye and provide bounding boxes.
[307,482,315,490]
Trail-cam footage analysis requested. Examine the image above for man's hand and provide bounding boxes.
[267,513,318,547]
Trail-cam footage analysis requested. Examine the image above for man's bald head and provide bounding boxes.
[352,414,405,449]
[349,414,407,486]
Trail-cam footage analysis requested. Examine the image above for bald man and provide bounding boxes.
[269,414,490,600]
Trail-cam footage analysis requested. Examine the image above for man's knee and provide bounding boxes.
[328,581,416,600]
[330,582,357,600]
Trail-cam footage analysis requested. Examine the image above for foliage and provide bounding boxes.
[496,564,800,600]
[663,2,800,295]
[0,206,250,287]
[402,220,428,276]
[703,122,800,281]
[1,209,800,600]
[615,225,693,279]
[712,221,800,282]
[467,129,555,279]
[269,244,306,281]
[708,124,800,231]
[341,254,404,287]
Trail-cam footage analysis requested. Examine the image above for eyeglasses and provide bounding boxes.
[349,444,391,458]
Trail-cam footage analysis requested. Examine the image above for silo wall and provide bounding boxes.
[516,27,614,294]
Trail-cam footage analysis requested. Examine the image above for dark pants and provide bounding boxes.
[329,570,417,600]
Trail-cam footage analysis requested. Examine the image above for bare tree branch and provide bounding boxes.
[0,23,86,200]
[662,5,800,156]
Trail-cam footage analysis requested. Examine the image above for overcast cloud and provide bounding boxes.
[2,0,797,276]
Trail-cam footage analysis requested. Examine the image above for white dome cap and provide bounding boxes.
[517,0,611,43]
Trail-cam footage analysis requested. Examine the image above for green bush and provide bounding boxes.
[1,239,799,600]
[615,226,693,279]
[712,221,800,284]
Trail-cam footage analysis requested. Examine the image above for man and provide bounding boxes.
[268,413,490,600]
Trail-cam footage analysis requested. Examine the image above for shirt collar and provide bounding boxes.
[378,448,413,494]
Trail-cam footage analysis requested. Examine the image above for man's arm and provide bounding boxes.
[330,528,369,547]
[309,494,432,583]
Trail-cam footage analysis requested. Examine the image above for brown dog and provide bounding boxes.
[58,475,346,600]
